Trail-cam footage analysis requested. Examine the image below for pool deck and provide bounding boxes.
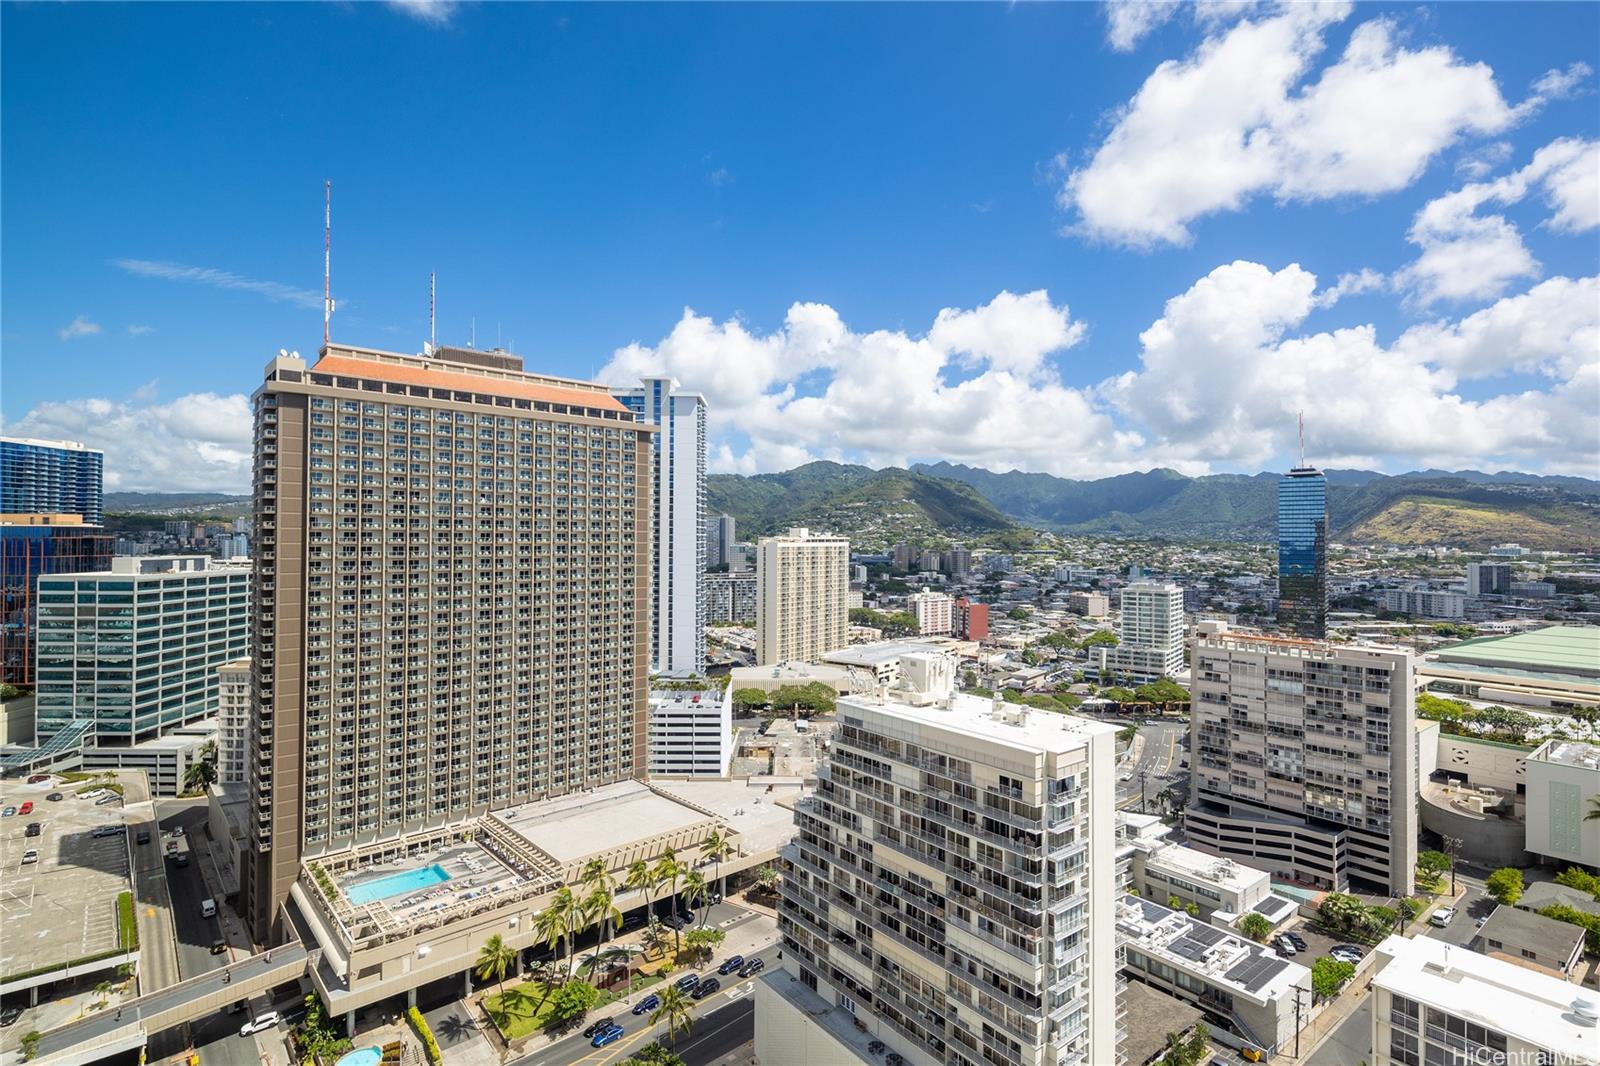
[337,843,522,926]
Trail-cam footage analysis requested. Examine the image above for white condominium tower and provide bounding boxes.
[1185,620,1417,896]
[909,587,955,636]
[1107,581,1186,682]
[614,377,707,675]
[756,526,849,666]
[758,679,1120,1066]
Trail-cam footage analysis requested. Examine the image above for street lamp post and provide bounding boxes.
[1444,836,1463,896]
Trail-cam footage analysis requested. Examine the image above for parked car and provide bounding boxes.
[18,802,34,816]
[211,939,229,956]
[27,774,50,784]
[1330,943,1365,958]
[662,913,691,930]
[95,795,121,807]
[582,1017,617,1039]
[673,974,701,993]
[45,793,63,802]
[1430,907,1455,928]
[136,831,151,845]
[691,978,721,1000]
[740,958,766,978]
[1273,936,1296,954]
[632,994,661,1016]
[718,955,745,975]
[92,825,125,838]
[2,807,15,818]
[239,1011,280,1037]
[24,823,41,838]
[590,1026,624,1049]
[20,849,38,865]
[1285,932,1307,950]
[0,1006,22,1028]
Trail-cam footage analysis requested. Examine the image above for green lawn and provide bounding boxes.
[483,981,630,1042]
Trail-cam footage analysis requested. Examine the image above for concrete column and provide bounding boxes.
[406,988,417,1009]
[463,969,472,997]
[345,1010,355,1035]
[29,986,38,1007]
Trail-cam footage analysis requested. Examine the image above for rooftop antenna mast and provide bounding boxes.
[1298,411,1306,468]
[429,271,436,353]
[323,180,333,346]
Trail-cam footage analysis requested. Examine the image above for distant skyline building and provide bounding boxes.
[944,545,971,577]
[0,514,112,687]
[615,377,708,675]
[954,596,989,640]
[0,436,104,525]
[1108,581,1186,682]
[705,570,756,624]
[909,587,955,635]
[705,513,736,569]
[1466,560,1513,598]
[1276,464,1328,638]
[755,526,849,666]
[246,344,651,941]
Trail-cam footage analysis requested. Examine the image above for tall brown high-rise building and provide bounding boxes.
[244,344,651,941]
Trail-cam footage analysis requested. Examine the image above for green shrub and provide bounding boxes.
[407,1006,442,1066]
[116,891,138,951]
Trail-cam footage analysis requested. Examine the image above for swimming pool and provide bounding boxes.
[345,863,451,905]
[334,1047,382,1066]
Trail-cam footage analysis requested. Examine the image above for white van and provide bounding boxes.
[200,898,217,919]
[239,1011,280,1037]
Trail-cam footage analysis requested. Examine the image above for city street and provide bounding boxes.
[510,942,778,1066]
[1304,997,1372,1066]
[1118,719,1186,811]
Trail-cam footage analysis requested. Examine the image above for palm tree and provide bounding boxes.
[183,757,217,793]
[653,850,683,952]
[641,917,669,961]
[475,934,517,997]
[753,864,780,896]
[533,902,565,982]
[625,858,655,921]
[94,980,114,1009]
[580,860,621,973]
[649,985,695,1048]
[580,887,622,985]
[700,829,734,908]
[1586,795,1600,822]
[682,871,710,929]
[551,886,591,980]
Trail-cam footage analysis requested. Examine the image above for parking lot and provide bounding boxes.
[0,773,137,980]
[1281,918,1369,965]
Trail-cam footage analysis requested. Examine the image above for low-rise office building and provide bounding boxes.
[1525,739,1600,869]
[1381,586,1466,620]
[1130,842,1273,921]
[1420,625,1600,710]
[1117,894,1311,1055]
[1369,933,1600,1066]
[646,686,733,778]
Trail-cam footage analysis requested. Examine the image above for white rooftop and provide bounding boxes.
[1145,843,1272,893]
[824,640,954,666]
[1531,739,1600,771]
[839,690,1117,756]
[1372,934,1600,1061]
[492,780,710,864]
[1117,894,1306,1004]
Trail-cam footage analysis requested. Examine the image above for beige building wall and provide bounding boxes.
[755,527,849,666]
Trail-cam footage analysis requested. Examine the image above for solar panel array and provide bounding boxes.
[1225,953,1290,993]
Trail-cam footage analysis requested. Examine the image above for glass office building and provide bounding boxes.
[0,520,113,686]
[0,437,104,524]
[1277,466,1328,638]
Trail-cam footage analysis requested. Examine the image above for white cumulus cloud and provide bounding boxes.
[1,392,253,492]
[1063,5,1525,247]
[387,0,457,24]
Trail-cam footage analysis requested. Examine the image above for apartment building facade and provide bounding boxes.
[761,686,1119,1066]
[1185,621,1418,895]
[705,570,756,624]
[217,657,251,785]
[244,344,651,941]
[755,527,849,666]
[614,377,707,676]
[1108,582,1185,682]
[32,556,250,747]
[910,588,955,636]
[0,436,104,525]
[705,513,736,569]
[646,686,733,777]
[1370,934,1600,1066]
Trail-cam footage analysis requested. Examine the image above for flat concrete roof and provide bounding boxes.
[1373,934,1600,1061]
[841,690,1117,756]
[1475,905,1584,965]
[1433,626,1600,678]
[494,780,707,864]
[1531,739,1600,771]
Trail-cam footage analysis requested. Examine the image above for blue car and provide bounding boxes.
[591,1025,624,1048]
[673,973,700,993]
[717,955,745,975]
[632,994,661,1016]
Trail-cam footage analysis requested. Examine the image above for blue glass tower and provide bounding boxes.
[1277,466,1328,638]
[0,437,104,524]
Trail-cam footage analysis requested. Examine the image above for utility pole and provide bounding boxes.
[1293,984,1305,1058]
[1444,835,1463,896]
[1139,769,1149,814]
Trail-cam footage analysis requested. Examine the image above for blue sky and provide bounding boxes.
[2,1,1596,491]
